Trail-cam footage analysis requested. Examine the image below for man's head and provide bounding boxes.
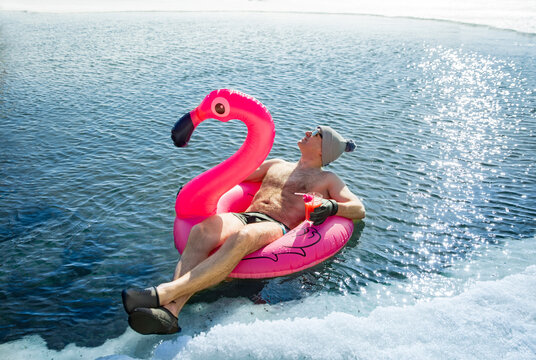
[318,125,356,166]
[298,126,355,166]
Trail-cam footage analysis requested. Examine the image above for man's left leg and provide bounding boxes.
[126,221,283,334]
[157,221,282,306]
[162,213,246,318]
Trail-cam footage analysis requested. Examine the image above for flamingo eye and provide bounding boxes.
[211,97,230,117]
[215,103,225,115]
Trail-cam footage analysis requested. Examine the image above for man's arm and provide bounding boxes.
[326,173,366,220]
[244,159,284,183]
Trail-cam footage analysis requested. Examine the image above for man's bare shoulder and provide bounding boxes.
[265,158,287,166]
[320,169,343,182]
[318,170,349,194]
[248,159,296,182]
[263,158,294,170]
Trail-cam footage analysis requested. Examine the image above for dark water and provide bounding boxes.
[0,11,535,350]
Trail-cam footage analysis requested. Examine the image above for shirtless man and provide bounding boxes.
[122,125,366,335]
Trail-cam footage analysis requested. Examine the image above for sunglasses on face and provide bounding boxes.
[311,128,322,138]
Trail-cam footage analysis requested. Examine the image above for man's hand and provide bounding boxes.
[310,199,338,225]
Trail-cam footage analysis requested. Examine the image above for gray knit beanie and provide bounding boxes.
[318,125,356,166]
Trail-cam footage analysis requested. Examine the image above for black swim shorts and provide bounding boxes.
[231,212,290,235]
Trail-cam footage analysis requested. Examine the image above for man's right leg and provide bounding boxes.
[125,214,282,334]
[163,213,245,317]
[122,213,245,315]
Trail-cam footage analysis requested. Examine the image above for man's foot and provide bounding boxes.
[128,307,181,335]
[122,286,160,314]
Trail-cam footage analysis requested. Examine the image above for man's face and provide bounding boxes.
[298,128,322,156]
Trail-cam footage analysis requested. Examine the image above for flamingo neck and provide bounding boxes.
[177,113,274,218]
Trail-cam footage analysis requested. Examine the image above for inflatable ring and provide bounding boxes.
[171,89,354,279]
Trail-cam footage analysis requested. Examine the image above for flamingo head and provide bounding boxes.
[171,89,269,147]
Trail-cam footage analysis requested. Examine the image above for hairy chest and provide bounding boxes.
[263,164,325,195]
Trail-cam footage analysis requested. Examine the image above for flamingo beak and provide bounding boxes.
[171,112,195,147]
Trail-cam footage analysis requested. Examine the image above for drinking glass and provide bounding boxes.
[299,192,323,225]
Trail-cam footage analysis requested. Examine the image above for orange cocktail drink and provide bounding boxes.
[303,192,323,224]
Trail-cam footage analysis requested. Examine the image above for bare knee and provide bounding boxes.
[225,227,256,255]
[186,220,222,255]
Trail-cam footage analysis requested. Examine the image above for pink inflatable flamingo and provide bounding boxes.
[172,89,354,279]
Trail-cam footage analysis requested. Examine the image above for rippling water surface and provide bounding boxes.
[0,11,535,356]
